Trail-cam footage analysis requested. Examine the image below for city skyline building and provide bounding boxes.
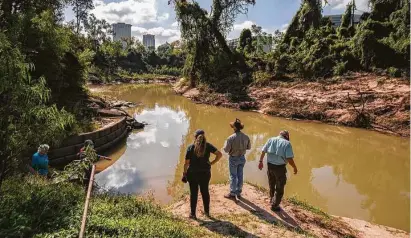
[112,23,132,42]
[143,34,156,49]
[324,14,362,28]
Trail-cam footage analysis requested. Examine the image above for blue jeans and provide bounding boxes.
[229,155,246,195]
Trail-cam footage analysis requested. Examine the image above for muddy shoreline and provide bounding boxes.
[174,73,410,137]
[170,184,409,237]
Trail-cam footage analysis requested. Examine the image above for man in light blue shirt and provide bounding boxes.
[258,130,297,211]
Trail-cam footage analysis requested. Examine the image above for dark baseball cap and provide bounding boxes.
[194,129,205,137]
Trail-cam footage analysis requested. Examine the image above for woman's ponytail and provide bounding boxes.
[194,134,206,157]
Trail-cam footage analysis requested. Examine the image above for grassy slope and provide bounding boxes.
[0,177,210,238]
[1,177,408,238]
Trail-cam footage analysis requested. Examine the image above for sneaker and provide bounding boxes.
[224,193,236,199]
[189,214,197,220]
[236,194,242,199]
[204,212,211,218]
[271,206,281,212]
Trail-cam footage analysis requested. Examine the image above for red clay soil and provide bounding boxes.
[175,73,410,137]
[169,184,409,238]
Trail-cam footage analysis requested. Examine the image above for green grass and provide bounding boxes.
[0,177,210,238]
[286,196,331,219]
[118,72,176,81]
[244,181,269,194]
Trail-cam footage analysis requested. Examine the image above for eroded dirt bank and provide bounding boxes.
[175,74,410,137]
[169,184,409,238]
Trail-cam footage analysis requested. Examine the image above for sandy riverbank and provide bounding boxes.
[169,184,409,238]
[174,73,409,137]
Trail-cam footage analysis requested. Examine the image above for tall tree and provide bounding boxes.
[72,0,94,34]
[83,14,112,49]
[0,33,74,187]
[169,0,255,88]
[237,28,253,52]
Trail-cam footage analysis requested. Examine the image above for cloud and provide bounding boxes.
[131,25,181,46]
[227,20,255,39]
[280,23,289,33]
[91,0,169,26]
[171,21,179,28]
[90,0,179,46]
[233,20,255,30]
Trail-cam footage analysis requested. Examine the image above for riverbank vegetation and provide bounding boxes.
[171,0,409,89]
[0,177,209,237]
[171,0,409,135]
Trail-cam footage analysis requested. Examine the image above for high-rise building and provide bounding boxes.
[324,14,362,28]
[227,38,239,50]
[112,23,132,43]
[143,34,156,49]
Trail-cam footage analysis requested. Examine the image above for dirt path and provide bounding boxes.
[175,74,410,137]
[169,184,409,238]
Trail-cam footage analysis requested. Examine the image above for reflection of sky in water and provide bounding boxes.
[94,85,410,231]
[95,105,189,202]
[311,166,369,220]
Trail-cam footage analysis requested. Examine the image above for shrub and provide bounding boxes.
[151,65,182,76]
[0,177,83,237]
[0,177,204,237]
[333,61,348,76]
[387,67,401,77]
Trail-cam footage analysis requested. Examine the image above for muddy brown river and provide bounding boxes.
[93,84,410,231]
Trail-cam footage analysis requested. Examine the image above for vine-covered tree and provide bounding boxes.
[169,0,255,91]
[71,0,94,33]
[340,2,353,28]
[237,28,253,53]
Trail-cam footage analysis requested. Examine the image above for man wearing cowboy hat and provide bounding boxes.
[223,118,251,199]
[258,130,297,212]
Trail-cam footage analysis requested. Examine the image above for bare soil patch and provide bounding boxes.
[174,73,410,136]
[169,184,409,238]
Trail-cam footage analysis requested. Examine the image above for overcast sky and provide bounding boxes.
[63,0,370,46]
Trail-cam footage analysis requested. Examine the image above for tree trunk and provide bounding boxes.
[211,24,247,71]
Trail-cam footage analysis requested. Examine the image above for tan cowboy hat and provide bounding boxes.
[230,118,244,130]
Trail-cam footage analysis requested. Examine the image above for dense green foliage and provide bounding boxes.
[0,0,186,182]
[170,0,255,93]
[238,29,253,53]
[89,36,185,81]
[0,177,202,237]
[0,0,90,183]
[171,0,409,90]
[267,0,409,80]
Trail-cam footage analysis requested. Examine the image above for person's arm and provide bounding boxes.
[28,165,37,174]
[285,143,297,174]
[258,139,270,170]
[246,137,251,150]
[210,150,222,165]
[183,146,191,176]
[287,158,298,174]
[183,159,190,175]
[30,156,38,174]
[223,138,231,154]
[258,151,266,170]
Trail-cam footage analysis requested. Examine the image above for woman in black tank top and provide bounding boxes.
[182,129,222,219]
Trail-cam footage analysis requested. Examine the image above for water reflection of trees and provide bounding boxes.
[104,85,409,231]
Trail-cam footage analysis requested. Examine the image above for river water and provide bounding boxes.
[93,84,410,231]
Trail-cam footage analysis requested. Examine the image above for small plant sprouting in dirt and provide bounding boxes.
[376,77,386,86]
[347,91,373,128]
